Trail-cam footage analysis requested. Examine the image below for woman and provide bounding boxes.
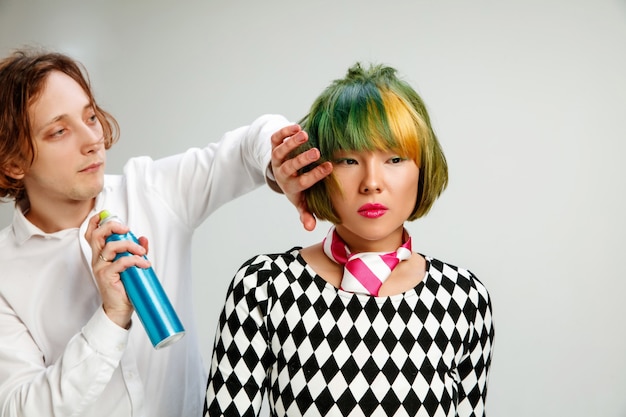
[205,63,494,417]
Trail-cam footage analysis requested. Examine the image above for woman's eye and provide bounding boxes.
[335,158,357,165]
[87,114,98,123]
[389,156,404,164]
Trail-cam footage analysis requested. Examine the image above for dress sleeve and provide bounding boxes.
[455,276,495,417]
[205,256,272,417]
[124,114,290,229]
[0,305,128,417]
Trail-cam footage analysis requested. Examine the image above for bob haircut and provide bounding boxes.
[0,48,120,202]
[295,62,448,224]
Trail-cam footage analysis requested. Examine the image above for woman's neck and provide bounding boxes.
[334,225,407,254]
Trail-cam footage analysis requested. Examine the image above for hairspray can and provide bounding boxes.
[98,210,185,349]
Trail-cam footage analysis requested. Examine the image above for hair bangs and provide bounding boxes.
[317,83,402,159]
[381,90,422,165]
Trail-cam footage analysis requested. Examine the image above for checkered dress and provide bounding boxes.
[205,248,494,417]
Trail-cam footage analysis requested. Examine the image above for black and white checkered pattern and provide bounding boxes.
[205,248,494,417]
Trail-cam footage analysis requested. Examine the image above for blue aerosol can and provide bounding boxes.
[99,210,185,349]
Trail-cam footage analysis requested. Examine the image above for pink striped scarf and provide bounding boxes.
[322,226,413,296]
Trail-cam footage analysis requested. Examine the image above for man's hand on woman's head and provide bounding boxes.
[269,124,332,232]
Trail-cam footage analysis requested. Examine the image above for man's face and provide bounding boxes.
[20,70,106,208]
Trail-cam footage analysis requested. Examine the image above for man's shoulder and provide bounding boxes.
[0,222,14,249]
[0,224,18,283]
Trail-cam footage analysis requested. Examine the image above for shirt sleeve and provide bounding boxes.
[455,276,495,417]
[124,114,290,229]
[0,304,129,417]
[205,256,272,417]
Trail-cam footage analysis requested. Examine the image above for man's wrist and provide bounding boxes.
[265,163,283,194]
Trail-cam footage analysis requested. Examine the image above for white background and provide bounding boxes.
[1,1,625,416]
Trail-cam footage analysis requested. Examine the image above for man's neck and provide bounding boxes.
[22,198,95,233]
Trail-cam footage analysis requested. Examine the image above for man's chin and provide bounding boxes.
[71,183,104,201]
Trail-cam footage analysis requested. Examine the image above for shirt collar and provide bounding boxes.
[12,176,115,245]
[13,198,90,245]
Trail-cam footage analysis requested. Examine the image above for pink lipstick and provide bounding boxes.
[358,203,387,219]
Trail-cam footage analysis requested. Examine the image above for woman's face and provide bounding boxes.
[330,148,419,253]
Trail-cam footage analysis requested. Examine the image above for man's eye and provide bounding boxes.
[86,113,99,124]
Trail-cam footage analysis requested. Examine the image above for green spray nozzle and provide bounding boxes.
[99,210,112,223]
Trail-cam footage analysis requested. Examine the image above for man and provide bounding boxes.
[0,49,330,416]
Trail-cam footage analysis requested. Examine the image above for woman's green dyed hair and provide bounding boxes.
[295,62,448,224]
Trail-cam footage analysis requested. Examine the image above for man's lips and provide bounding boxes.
[79,162,103,173]
[358,203,388,218]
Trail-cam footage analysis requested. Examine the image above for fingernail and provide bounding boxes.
[295,132,307,144]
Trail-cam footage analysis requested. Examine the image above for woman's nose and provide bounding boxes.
[360,164,383,193]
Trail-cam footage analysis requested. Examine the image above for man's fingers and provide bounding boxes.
[272,129,308,164]
[270,124,301,147]
[300,211,317,232]
[276,148,321,182]
[294,195,317,232]
[278,159,332,194]
[138,236,149,254]
[293,161,333,190]
[271,124,302,151]
[84,213,100,241]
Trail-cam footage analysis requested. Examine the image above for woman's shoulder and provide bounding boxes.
[423,255,491,303]
[229,247,316,297]
[240,246,302,265]
[235,247,305,278]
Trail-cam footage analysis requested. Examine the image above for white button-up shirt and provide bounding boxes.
[0,114,289,417]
